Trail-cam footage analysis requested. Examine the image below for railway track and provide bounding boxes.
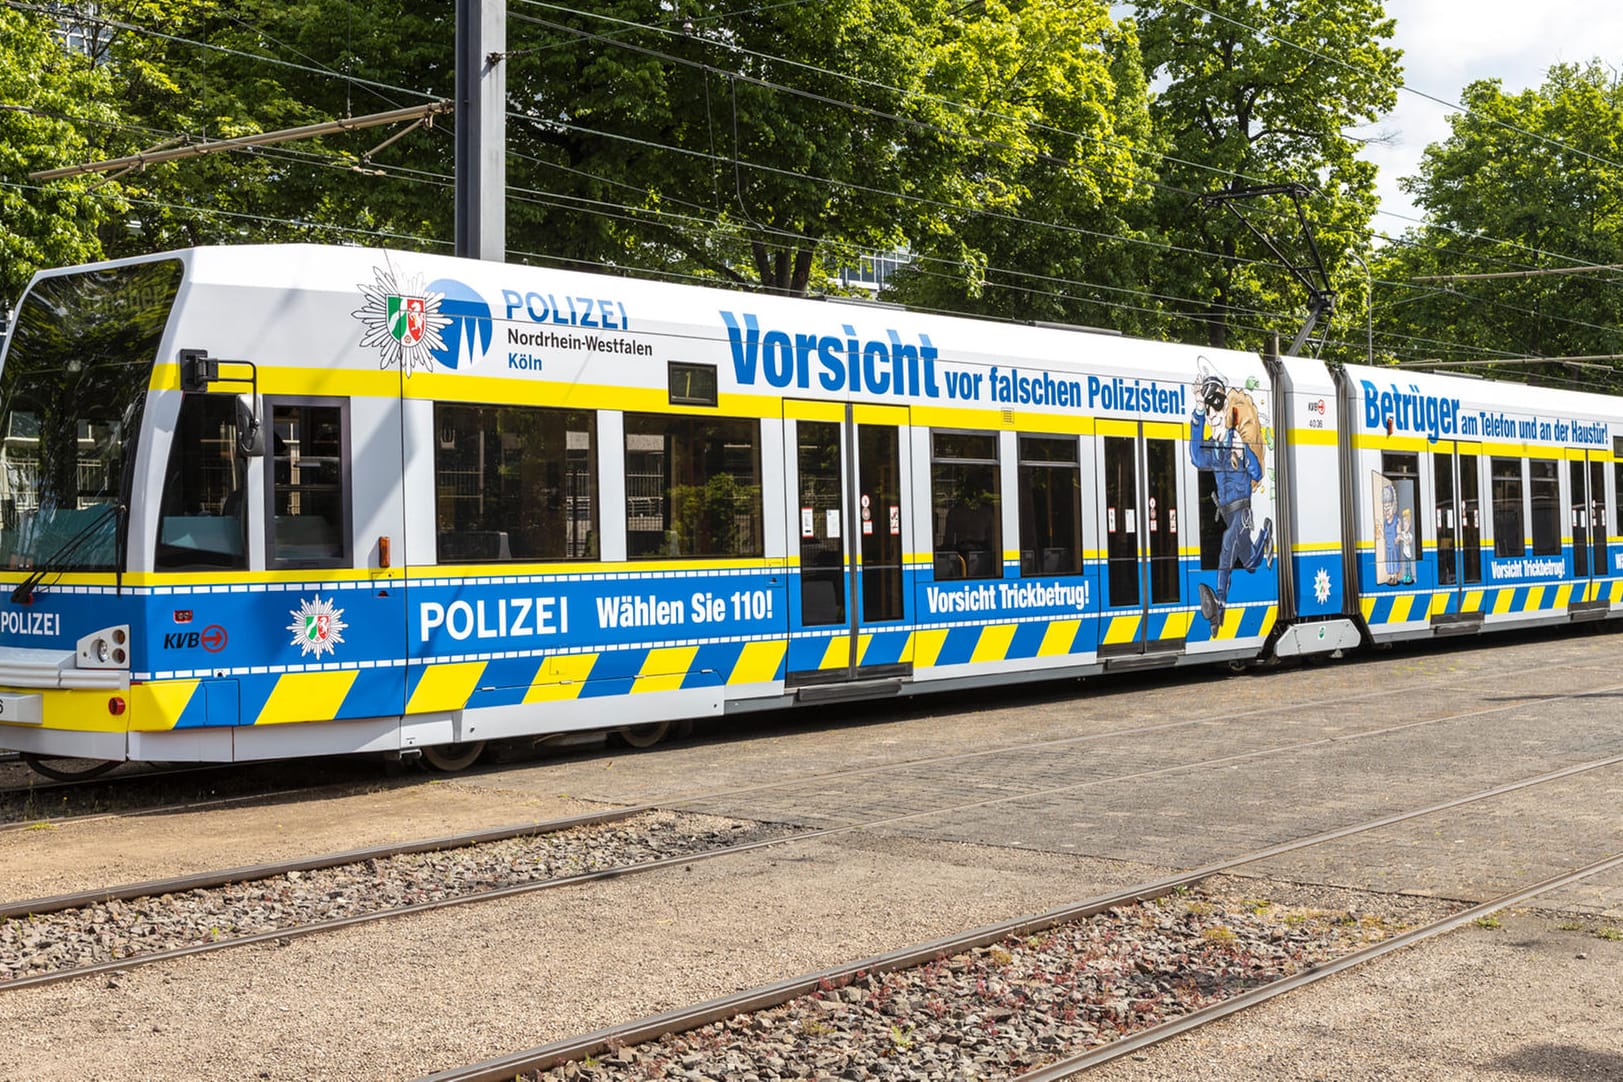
[0,753,456,829]
[5,719,1619,996]
[3,642,1619,1079]
[414,850,1623,1082]
[0,625,1609,830]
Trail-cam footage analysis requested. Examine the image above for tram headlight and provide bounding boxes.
[76,625,132,671]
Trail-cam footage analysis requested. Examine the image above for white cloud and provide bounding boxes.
[1369,0,1623,229]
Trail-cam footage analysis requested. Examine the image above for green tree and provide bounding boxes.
[0,7,123,300]
[71,0,455,259]
[1374,63,1623,386]
[1133,0,1402,353]
[882,3,1159,333]
[507,0,961,294]
[504,0,1160,298]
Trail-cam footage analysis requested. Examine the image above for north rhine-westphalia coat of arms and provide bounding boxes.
[353,266,452,372]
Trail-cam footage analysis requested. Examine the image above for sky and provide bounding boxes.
[1365,0,1623,230]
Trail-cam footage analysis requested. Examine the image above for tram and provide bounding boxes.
[0,245,1616,774]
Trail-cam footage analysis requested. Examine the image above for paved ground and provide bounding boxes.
[0,627,1619,1079]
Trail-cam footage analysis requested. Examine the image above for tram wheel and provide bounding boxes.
[420,741,486,772]
[22,754,120,782]
[610,720,672,749]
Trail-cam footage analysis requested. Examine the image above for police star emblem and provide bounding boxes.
[1313,566,1333,606]
[288,595,348,659]
[353,266,451,372]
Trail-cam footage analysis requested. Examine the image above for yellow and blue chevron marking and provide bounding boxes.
[1363,578,1622,625]
[61,548,1283,735]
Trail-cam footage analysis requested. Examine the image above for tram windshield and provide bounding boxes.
[0,260,180,571]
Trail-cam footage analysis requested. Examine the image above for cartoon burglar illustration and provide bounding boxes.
[1189,362,1274,627]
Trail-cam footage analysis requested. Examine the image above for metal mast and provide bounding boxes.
[455,0,506,261]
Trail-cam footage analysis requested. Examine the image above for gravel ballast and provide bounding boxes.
[531,887,1455,1081]
[1,810,787,984]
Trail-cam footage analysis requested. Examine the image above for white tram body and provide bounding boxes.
[0,245,1614,764]
[1335,364,1623,642]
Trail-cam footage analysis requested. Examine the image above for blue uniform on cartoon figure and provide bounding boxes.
[1189,377,1273,627]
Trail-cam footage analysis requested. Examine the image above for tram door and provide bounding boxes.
[1433,449,1483,607]
[261,395,408,721]
[785,402,911,685]
[1099,423,1187,656]
[1569,453,1608,598]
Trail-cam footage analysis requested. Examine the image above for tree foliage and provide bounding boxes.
[506,0,948,294]
[881,3,1159,332]
[1373,63,1623,386]
[72,0,456,259]
[5,0,1449,366]
[1132,0,1401,353]
[506,0,1158,300]
[0,7,122,300]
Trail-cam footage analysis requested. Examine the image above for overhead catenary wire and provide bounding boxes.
[21,0,1621,292]
[3,0,443,103]
[502,1,1623,325]
[11,1,1623,379]
[18,0,1612,290]
[28,103,451,181]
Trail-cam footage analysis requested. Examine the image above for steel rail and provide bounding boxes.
[0,660,1421,827]
[11,659,1616,918]
[8,661,1621,994]
[10,746,1621,999]
[0,807,640,920]
[1017,850,1623,1081]
[0,817,840,994]
[0,638,1601,833]
[0,657,1487,835]
[410,754,1623,1082]
[0,778,385,835]
[0,762,241,810]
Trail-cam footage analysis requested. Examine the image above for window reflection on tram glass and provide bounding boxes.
[0,261,179,571]
[796,420,845,626]
[433,403,598,562]
[1018,435,1082,576]
[625,414,762,559]
[931,431,1001,580]
[1529,458,1560,556]
[155,394,247,569]
[1491,457,1525,558]
[271,403,347,564]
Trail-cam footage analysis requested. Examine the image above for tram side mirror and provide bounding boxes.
[235,396,264,457]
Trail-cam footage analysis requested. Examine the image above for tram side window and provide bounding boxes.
[270,402,348,566]
[932,431,1001,580]
[434,404,597,562]
[1460,455,1483,583]
[1529,458,1560,556]
[1378,452,1420,585]
[624,414,762,559]
[1018,436,1081,576]
[1434,455,1455,587]
[1491,457,1525,558]
[155,394,247,570]
[1616,437,1623,543]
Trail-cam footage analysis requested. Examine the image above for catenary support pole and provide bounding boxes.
[455,0,506,261]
